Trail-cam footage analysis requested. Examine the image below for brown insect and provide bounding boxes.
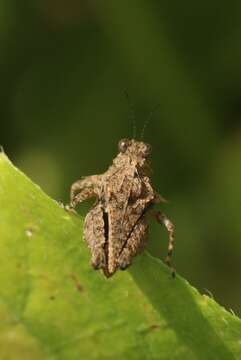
[70,138,175,278]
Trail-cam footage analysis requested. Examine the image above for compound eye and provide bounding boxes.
[118,138,129,153]
[144,143,152,156]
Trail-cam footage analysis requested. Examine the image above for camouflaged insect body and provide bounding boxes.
[70,139,175,278]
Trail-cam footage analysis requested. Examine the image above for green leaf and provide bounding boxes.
[0,153,240,360]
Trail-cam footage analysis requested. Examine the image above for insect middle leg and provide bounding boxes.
[152,210,175,277]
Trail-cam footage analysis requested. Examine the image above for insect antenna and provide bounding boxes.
[140,104,160,140]
[124,90,136,139]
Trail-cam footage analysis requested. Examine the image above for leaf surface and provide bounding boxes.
[0,153,240,360]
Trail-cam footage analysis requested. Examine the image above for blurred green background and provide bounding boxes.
[1,1,241,315]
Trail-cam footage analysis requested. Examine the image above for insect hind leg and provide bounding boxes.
[83,205,107,271]
[117,218,148,270]
[153,210,175,277]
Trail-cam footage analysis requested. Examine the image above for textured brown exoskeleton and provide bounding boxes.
[70,138,175,278]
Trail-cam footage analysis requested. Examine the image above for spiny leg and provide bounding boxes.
[117,218,148,271]
[70,175,100,208]
[71,189,96,208]
[153,210,175,277]
[84,204,106,271]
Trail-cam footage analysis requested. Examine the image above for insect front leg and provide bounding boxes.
[152,210,175,277]
[70,175,101,208]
